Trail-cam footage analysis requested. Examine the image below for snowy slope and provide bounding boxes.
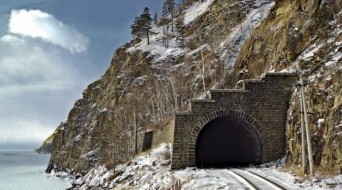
[127,26,184,64]
[184,0,215,25]
[68,143,342,189]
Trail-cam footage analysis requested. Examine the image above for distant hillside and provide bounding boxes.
[36,133,54,154]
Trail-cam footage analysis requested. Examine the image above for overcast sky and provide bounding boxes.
[0,0,163,150]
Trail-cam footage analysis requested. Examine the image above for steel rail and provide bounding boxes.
[247,170,288,190]
[230,168,288,190]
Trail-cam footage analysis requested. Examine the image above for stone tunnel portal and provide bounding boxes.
[195,116,263,168]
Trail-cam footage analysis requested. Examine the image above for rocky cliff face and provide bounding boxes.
[49,0,341,175]
[235,0,338,77]
[233,0,341,174]
[285,20,342,174]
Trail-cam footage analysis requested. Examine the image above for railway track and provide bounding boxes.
[229,168,288,190]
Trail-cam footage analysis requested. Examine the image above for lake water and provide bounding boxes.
[0,151,71,190]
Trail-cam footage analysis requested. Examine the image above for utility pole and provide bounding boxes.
[134,98,138,155]
[130,95,139,155]
[299,73,314,175]
[299,83,306,173]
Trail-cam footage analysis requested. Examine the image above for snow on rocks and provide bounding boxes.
[284,22,341,75]
[325,50,342,67]
[65,143,342,189]
[127,26,184,65]
[187,44,211,59]
[111,143,172,189]
[132,75,149,87]
[297,175,342,190]
[294,21,341,70]
[219,0,275,68]
[317,118,325,128]
[184,0,215,25]
[257,156,287,168]
[74,134,81,142]
[72,165,111,189]
[299,43,323,61]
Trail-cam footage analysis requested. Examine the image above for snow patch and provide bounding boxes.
[300,43,322,61]
[325,51,342,67]
[74,134,81,142]
[127,26,184,64]
[317,118,325,128]
[73,165,111,189]
[184,0,215,25]
[219,1,275,68]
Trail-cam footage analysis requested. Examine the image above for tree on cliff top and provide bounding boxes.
[162,0,176,32]
[131,7,152,45]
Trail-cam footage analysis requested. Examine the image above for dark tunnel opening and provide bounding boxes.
[195,116,262,168]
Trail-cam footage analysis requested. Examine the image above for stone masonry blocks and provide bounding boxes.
[171,73,297,169]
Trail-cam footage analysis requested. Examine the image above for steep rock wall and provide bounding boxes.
[235,0,335,78]
[234,0,341,174]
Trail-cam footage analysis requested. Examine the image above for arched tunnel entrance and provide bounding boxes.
[195,116,262,168]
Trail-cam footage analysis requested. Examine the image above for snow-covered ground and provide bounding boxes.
[66,143,342,190]
[250,166,342,190]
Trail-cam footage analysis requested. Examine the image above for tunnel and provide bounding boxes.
[195,116,262,168]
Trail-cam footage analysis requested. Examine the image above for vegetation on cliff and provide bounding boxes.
[36,133,54,154]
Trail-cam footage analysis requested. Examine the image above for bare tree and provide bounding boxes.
[200,49,208,98]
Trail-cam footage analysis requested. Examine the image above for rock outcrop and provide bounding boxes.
[234,0,341,174]
[36,133,54,154]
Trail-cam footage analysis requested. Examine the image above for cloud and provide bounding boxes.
[0,33,81,145]
[0,37,77,90]
[0,9,88,147]
[8,9,89,53]
[0,34,25,44]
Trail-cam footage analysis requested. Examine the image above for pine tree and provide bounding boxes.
[175,16,185,48]
[162,1,169,19]
[140,7,153,44]
[161,2,171,30]
[164,0,176,32]
[154,13,158,25]
[130,7,153,45]
[160,0,178,47]
[131,16,143,38]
